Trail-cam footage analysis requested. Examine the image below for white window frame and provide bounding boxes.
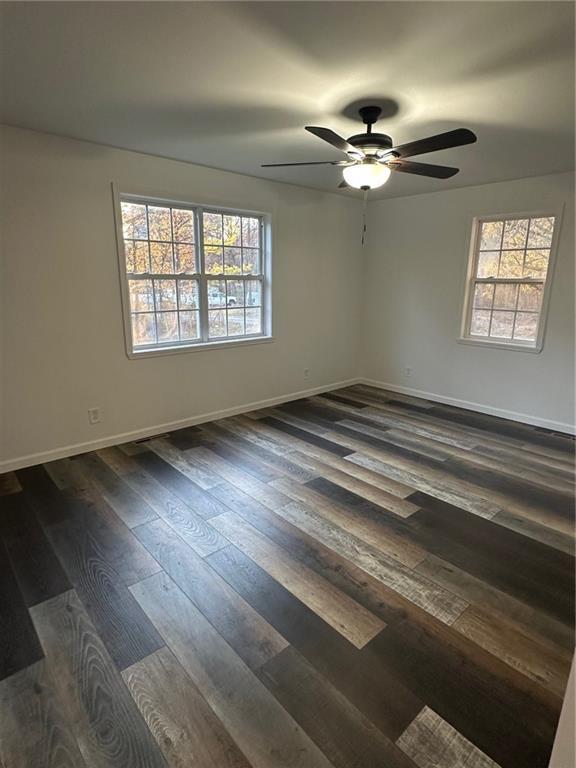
[459,209,563,354]
[112,185,273,358]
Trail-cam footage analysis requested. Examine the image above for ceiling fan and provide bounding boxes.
[262,105,477,190]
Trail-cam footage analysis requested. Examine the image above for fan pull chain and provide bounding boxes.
[361,188,368,245]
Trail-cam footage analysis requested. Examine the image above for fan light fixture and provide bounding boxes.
[343,161,391,190]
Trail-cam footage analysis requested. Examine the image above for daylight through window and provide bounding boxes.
[462,215,557,349]
[119,198,267,353]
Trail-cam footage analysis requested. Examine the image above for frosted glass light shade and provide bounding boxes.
[343,162,391,189]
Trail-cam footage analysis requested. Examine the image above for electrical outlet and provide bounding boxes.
[88,407,101,425]
[403,366,413,378]
[304,368,310,379]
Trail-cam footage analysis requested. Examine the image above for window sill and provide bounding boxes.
[127,335,274,359]
[457,337,542,354]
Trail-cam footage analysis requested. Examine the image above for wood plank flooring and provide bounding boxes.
[0,384,574,768]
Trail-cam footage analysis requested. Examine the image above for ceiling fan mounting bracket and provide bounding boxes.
[358,105,382,127]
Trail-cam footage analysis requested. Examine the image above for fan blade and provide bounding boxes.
[261,160,342,167]
[391,128,476,159]
[388,160,459,179]
[305,126,364,157]
[338,180,349,188]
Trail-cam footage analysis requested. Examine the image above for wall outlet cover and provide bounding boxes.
[88,407,101,425]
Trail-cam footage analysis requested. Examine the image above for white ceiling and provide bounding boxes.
[1,2,574,199]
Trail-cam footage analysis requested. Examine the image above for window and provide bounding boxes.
[461,214,558,351]
[116,195,269,355]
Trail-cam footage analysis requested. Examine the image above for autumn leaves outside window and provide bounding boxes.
[120,199,266,350]
[464,215,556,348]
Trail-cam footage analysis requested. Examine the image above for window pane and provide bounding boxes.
[208,309,226,338]
[473,283,494,309]
[490,310,514,339]
[476,251,499,278]
[513,312,539,341]
[204,212,223,244]
[150,242,174,273]
[245,280,262,307]
[148,206,172,241]
[523,250,549,279]
[242,247,261,275]
[517,283,543,312]
[178,280,198,309]
[205,245,223,274]
[242,217,260,248]
[493,283,518,310]
[227,308,245,336]
[174,243,196,273]
[157,312,179,342]
[121,201,267,350]
[155,279,177,310]
[208,279,227,308]
[499,250,524,278]
[224,247,242,274]
[223,215,241,247]
[132,313,156,345]
[527,217,554,248]
[245,307,262,335]
[179,311,199,340]
[125,241,150,273]
[124,242,135,272]
[122,203,148,240]
[466,215,552,348]
[502,219,529,249]
[479,221,503,250]
[129,279,154,311]
[226,280,244,306]
[470,309,490,336]
[172,209,195,243]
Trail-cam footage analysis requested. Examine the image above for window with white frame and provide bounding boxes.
[118,197,267,353]
[462,214,558,350]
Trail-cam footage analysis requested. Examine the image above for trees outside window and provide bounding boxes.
[118,198,267,354]
[461,214,558,352]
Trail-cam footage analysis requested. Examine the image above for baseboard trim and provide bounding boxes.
[4,375,572,472]
[360,378,576,435]
[0,377,361,473]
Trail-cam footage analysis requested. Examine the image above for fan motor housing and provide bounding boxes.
[347,132,393,152]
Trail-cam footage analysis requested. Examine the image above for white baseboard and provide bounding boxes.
[3,375,573,473]
[0,377,361,473]
[360,378,576,435]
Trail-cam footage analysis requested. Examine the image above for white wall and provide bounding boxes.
[361,172,575,431]
[0,126,362,467]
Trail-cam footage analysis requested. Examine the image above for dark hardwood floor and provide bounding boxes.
[1,384,574,767]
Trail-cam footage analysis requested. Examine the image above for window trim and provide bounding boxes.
[112,184,273,358]
[459,208,564,354]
